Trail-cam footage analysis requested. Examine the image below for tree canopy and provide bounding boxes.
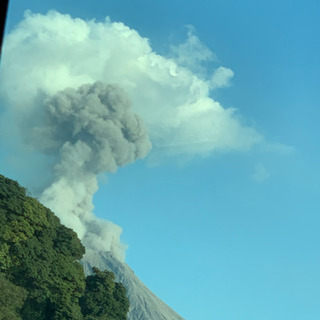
[81,267,129,320]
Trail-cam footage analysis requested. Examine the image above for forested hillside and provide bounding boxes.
[0,174,129,320]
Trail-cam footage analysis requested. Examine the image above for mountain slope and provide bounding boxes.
[81,250,185,320]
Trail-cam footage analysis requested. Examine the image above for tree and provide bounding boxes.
[80,267,129,320]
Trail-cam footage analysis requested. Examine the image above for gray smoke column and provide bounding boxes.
[31,81,151,261]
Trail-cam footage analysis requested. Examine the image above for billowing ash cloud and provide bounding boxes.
[31,82,150,172]
[31,82,151,260]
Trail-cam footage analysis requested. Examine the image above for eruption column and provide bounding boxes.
[32,81,151,261]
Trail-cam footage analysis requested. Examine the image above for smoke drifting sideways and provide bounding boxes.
[30,82,151,261]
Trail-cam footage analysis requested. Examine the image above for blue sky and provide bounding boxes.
[1,1,320,319]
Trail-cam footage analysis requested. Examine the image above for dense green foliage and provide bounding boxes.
[81,267,129,320]
[0,273,27,320]
[0,174,129,320]
[0,174,86,319]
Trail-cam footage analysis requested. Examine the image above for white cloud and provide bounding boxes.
[263,142,296,155]
[251,163,270,183]
[0,10,263,161]
[210,66,235,89]
[170,25,216,72]
[1,10,294,259]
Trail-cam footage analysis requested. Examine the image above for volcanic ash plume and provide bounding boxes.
[32,81,151,261]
